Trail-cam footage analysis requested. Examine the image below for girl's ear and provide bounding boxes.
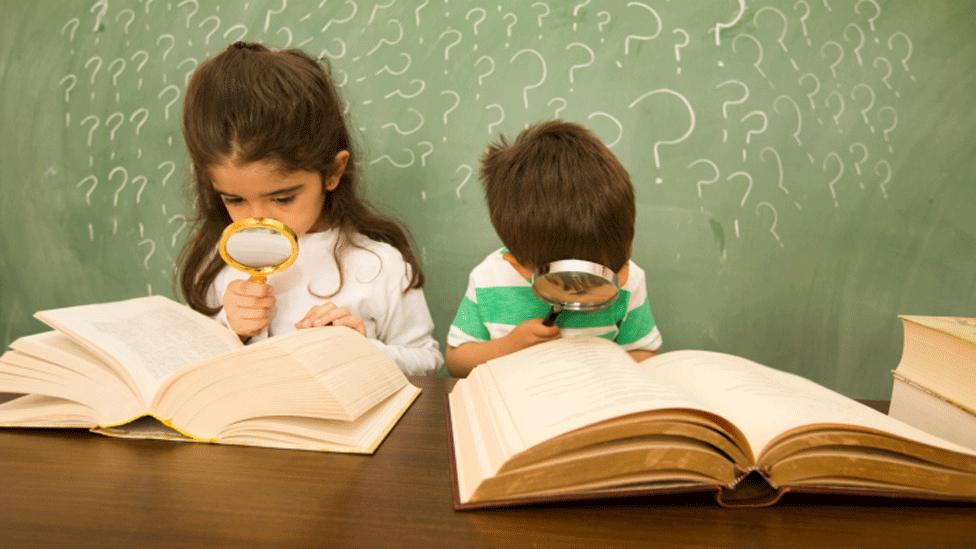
[324,150,350,191]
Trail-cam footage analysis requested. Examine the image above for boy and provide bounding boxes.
[445,120,662,377]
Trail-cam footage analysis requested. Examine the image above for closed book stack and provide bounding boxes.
[890,316,976,450]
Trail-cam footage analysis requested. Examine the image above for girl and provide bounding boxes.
[176,42,442,376]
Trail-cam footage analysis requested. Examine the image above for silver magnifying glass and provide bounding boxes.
[531,259,620,326]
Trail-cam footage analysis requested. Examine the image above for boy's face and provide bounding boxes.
[209,151,348,235]
[502,253,631,287]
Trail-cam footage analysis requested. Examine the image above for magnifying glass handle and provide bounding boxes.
[542,305,562,327]
[248,274,267,284]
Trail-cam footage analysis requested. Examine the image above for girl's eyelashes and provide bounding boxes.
[219,195,295,205]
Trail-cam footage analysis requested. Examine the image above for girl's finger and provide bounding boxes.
[333,315,366,336]
[310,307,350,327]
[299,302,336,323]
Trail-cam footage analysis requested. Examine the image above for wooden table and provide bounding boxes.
[1,377,973,547]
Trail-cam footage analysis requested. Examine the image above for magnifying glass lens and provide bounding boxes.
[218,217,299,283]
[225,228,293,269]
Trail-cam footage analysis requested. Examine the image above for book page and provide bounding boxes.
[643,351,976,458]
[479,337,714,452]
[35,296,243,402]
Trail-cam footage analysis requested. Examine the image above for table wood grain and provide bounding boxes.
[1,377,972,547]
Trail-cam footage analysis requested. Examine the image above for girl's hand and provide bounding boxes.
[295,302,367,337]
[503,317,560,353]
[223,280,275,339]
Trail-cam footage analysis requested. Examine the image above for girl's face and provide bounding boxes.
[209,151,349,235]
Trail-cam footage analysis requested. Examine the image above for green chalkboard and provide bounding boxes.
[1,0,974,397]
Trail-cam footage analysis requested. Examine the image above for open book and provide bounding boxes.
[448,337,976,508]
[0,296,420,453]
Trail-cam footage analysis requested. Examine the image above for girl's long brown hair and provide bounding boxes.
[177,42,423,315]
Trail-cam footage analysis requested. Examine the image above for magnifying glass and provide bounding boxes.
[531,259,620,326]
[218,217,299,283]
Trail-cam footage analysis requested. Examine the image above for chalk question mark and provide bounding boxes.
[157,85,181,121]
[822,152,844,208]
[873,57,898,97]
[672,29,689,75]
[623,2,662,58]
[565,42,595,92]
[760,146,788,195]
[774,94,804,146]
[753,7,789,53]
[465,7,486,50]
[874,160,892,198]
[61,18,79,54]
[510,48,547,109]
[106,112,125,142]
[157,161,176,187]
[876,106,898,153]
[888,32,916,81]
[824,90,845,131]
[587,112,624,149]
[596,11,611,43]
[739,110,768,161]
[130,108,149,137]
[820,41,844,80]
[454,164,473,199]
[138,239,157,270]
[547,97,568,118]
[571,0,591,32]
[532,2,550,40]
[854,0,881,34]
[849,83,876,132]
[848,142,869,188]
[712,0,745,46]
[439,90,460,125]
[437,28,463,75]
[629,89,696,184]
[687,158,720,200]
[755,202,784,247]
[130,50,149,90]
[502,13,517,48]
[58,74,77,103]
[843,23,866,66]
[727,171,754,208]
[793,1,811,46]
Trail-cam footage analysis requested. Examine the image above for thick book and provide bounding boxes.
[0,295,420,453]
[889,315,976,450]
[447,337,976,509]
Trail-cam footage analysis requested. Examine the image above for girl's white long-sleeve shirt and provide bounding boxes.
[210,228,443,376]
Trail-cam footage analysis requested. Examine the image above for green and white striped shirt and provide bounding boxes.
[448,248,662,351]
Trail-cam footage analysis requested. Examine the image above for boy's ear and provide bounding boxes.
[501,252,534,281]
[617,261,630,287]
[324,150,350,191]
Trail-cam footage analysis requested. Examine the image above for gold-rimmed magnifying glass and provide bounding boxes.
[218,217,299,283]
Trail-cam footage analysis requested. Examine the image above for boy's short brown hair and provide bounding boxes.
[480,120,636,272]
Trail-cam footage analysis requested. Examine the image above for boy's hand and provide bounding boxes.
[295,302,367,337]
[503,318,561,353]
[223,280,275,339]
